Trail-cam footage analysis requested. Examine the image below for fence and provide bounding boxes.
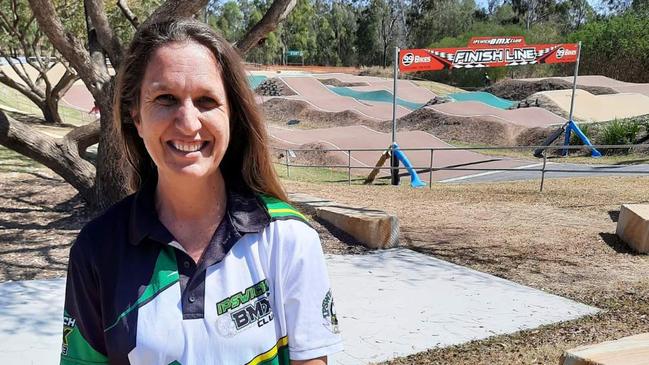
[273,144,649,192]
[0,84,95,126]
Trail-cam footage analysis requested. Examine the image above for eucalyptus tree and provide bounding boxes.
[0,0,298,209]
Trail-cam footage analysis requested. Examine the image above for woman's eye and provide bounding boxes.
[156,94,176,106]
[197,96,219,109]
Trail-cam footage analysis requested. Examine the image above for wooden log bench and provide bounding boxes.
[616,204,649,254]
[560,333,649,365]
[289,193,399,249]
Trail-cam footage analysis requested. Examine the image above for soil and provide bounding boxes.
[318,78,369,87]
[485,78,618,100]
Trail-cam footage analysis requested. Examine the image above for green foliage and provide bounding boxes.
[568,12,649,82]
[599,119,642,146]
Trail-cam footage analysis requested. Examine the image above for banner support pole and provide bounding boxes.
[391,46,400,185]
[568,41,581,123]
[563,41,581,157]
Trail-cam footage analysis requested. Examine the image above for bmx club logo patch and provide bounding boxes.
[321,289,339,334]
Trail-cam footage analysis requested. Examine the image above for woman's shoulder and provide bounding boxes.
[74,193,137,253]
[256,193,319,245]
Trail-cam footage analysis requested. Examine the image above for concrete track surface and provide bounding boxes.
[536,89,649,122]
[314,73,437,103]
[269,125,529,182]
[280,76,411,120]
[524,75,649,97]
[428,101,565,128]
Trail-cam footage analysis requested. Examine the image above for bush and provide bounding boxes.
[598,119,642,153]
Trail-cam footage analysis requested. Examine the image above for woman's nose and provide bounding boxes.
[174,99,202,133]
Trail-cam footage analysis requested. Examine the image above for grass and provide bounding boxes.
[0,145,43,173]
[0,83,93,126]
[411,80,465,96]
[273,162,369,184]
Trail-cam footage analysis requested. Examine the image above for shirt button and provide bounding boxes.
[188,296,196,303]
[183,261,190,269]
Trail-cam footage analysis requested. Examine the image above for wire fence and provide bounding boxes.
[0,84,96,126]
[272,144,649,191]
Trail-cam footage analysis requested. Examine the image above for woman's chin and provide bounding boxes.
[159,163,219,182]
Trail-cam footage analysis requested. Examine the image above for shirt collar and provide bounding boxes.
[128,178,270,246]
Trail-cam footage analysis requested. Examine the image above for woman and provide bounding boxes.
[60,19,342,365]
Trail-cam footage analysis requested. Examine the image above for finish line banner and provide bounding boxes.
[399,36,578,73]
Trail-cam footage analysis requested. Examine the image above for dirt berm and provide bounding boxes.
[485,78,617,100]
[262,98,554,146]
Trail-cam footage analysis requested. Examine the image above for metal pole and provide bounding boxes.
[568,41,581,124]
[428,149,434,189]
[348,150,351,185]
[285,149,290,178]
[391,46,400,185]
[540,151,547,192]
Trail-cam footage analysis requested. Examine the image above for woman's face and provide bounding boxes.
[134,41,230,182]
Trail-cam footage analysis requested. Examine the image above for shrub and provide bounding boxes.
[598,119,642,153]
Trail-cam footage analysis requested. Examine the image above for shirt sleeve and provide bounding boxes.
[60,230,109,365]
[277,221,344,360]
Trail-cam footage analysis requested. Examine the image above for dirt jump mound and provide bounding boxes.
[485,78,617,100]
[254,77,296,96]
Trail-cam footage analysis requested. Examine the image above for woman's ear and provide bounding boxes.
[130,108,142,137]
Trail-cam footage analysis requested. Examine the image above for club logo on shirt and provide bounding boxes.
[216,279,274,337]
[322,289,339,334]
[62,314,76,355]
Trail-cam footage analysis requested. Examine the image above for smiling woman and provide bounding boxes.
[59,19,342,365]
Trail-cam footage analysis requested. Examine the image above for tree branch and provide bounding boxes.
[142,0,209,27]
[116,0,140,28]
[27,0,108,97]
[64,118,99,158]
[236,0,297,55]
[84,0,123,68]
[0,110,96,202]
[50,69,78,102]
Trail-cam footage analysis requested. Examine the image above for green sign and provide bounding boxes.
[286,50,303,57]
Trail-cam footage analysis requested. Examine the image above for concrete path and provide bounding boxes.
[443,162,649,184]
[0,249,599,365]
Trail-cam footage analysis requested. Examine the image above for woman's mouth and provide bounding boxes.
[168,141,209,153]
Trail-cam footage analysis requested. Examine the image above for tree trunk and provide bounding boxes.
[41,96,65,125]
[0,110,98,205]
[94,89,131,210]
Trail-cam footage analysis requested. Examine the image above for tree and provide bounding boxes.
[0,0,298,209]
[210,1,244,41]
[0,0,82,125]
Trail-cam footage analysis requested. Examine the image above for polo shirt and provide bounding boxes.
[60,180,343,365]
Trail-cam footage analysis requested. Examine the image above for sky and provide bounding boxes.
[474,0,609,14]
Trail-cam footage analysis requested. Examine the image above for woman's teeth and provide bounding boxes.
[172,141,204,152]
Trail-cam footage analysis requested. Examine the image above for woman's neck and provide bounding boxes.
[155,172,227,224]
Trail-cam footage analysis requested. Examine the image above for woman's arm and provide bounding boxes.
[291,356,327,365]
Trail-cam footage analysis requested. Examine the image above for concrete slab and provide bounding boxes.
[328,249,599,365]
[0,249,599,365]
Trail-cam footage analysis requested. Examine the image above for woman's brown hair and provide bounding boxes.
[113,18,287,201]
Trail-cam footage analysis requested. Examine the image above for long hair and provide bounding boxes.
[113,19,287,201]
